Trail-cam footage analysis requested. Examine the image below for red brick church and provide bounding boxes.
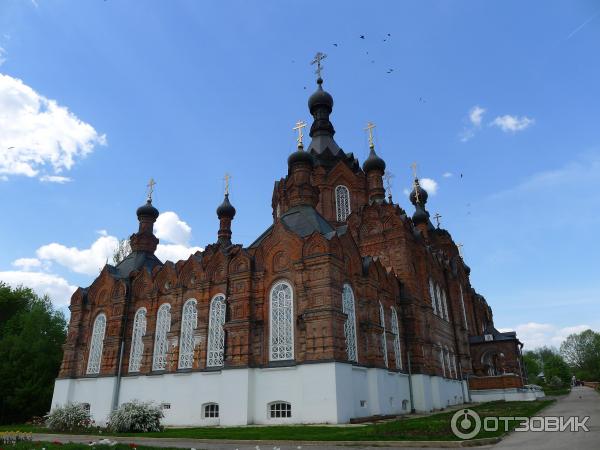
[52,64,529,426]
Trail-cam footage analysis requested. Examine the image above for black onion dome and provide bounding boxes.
[288,148,314,167]
[308,78,333,113]
[216,193,236,218]
[362,147,386,173]
[409,179,428,206]
[136,199,159,220]
[412,207,429,225]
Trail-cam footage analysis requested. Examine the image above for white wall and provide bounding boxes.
[51,364,460,426]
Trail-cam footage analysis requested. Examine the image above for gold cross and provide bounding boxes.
[293,120,307,147]
[433,213,442,228]
[146,178,156,201]
[410,162,418,179]
[223,173,231,195]
[365,122,376,149]
[412,179,420,204]
[457,243,464,258]
[311,52,327,78]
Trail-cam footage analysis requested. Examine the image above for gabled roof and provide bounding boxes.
[110,251,163,279]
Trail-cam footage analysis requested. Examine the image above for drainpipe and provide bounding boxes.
[406,348,416,413]
[111,280,132,411]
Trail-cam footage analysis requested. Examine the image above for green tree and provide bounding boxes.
[560,329,600,381]
[523,351,542,384]
[524,346,571,387]
[0,283,67,424]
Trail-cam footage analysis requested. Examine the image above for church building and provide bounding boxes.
[51,61,528,426]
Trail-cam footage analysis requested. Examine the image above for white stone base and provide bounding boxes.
[470,388,539,403]
[51,364,465,426]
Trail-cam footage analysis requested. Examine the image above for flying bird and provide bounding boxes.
[333,43,338,47]
[387,68,394,73]
[360,35,365,39]
[7,146,15,149]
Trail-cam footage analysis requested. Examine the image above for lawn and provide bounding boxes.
[2,442,182,450]
[542,386,571,396]
[0,400,555,442]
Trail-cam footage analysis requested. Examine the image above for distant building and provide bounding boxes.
[52,73,526,426]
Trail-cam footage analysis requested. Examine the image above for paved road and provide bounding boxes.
[493,386,599,450]
[33,387,599,450]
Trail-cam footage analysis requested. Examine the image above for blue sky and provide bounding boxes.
[0,0,598,349]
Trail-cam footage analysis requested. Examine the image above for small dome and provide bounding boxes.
[412,207,429,225]
[362,147,386,173]
[308,78,333,113]
[409,180,428,206]
[288,148,314,167]
[136,199,159,220]
[216,193,236,218]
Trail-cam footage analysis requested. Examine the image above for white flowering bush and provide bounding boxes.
[45,403,92,431]
[107,400,163,432]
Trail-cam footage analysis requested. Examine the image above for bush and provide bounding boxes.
[547,375,564,388]
[107,400,163,433]
[45,403,92,431]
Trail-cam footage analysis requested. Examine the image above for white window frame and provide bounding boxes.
[269,280,294,361]
[436,285,444,320]
[86,313,106,375]
[390,306,402,370]
[429,279,437,315]
[442,290,449,321]
[379,302,388,368]
[342,283,358,362]
[128,307,147,373]
[335,185,351,222]
[203,402,220,418]
[438,343,446,377]
[178,299,198,369]
[207,294,227,367]
[152,303,171,371]
[459,284,468,331]
[268,401,292,420]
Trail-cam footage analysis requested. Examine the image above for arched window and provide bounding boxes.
[429,279,437,315]
[379,302,388,368]
[86,313,106,374]
[452,352,458,379]
[445,346,452,378]
[459,285,468,330]
[152,303,171,371]
[442,290,449,321]
[203,403,219,418]
[129,308,147,373]
[438,343,446,377]
[436,285,444,319]
[178,299,198,369]
[342,284,358,362]
[269,401,292,419]
[390,307,402,370]
[207,294,226,367]
[269,281,294,361]
[335,185,351,222]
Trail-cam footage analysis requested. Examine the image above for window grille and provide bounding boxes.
[207,294,226,367]
[335,185,351,221]
[342,284,358,362]
[178,299,198,369]
[152,304,171,371]
[129,308,147,372]
[203,403,219,418]
[390,307,402,370]
[269,281,294,361]
[86,313,106,374]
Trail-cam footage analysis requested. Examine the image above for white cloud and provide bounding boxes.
[442,172,453,178]
[154,211,192,245]
[499,322,595,350]
[12,257,42,271]
[491,115,534,133]
[0,73,106,180]
[0,270,76,306]
[36,235,119,276]
[156,244,203,263]
[469,105,486,126]
[460,105,486,142]
[0,46,6,66]
[40,175,71,183]
[419,177,438,195]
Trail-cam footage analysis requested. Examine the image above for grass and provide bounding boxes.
[2,442,183,450]
[0,399,555,442]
